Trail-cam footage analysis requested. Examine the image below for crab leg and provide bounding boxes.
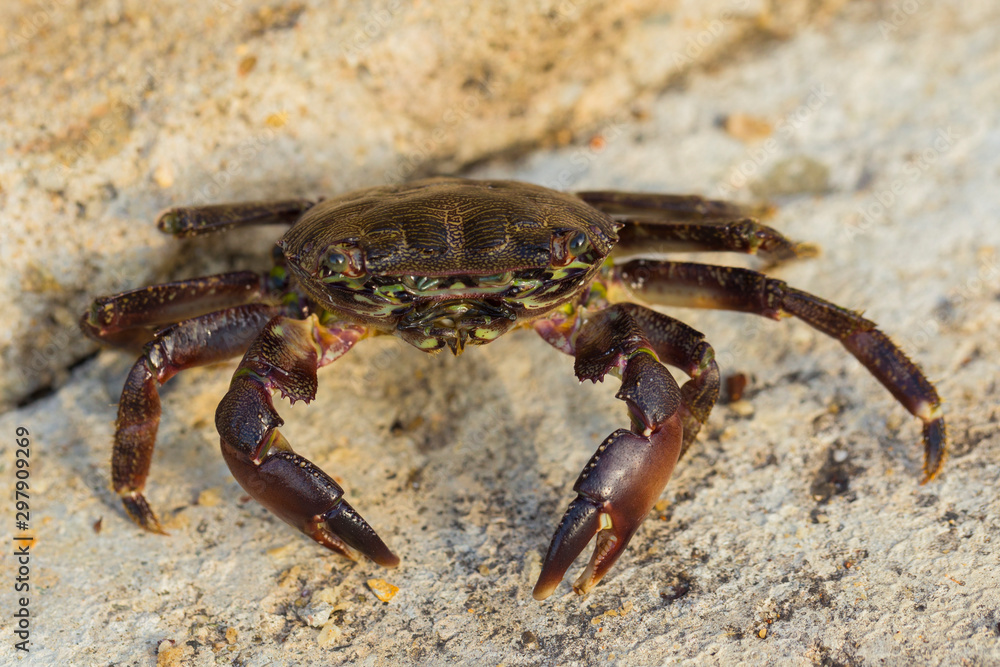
[532,305,686,600]
[576,190,769,221]
[614,260,947,482]
[156,199,315,237]
[81,271,274,350]
[112,303,284,533]
[611,218,818,265]
[215,315,398,567]
[576,189,815,264]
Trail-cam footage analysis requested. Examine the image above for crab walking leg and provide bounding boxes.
[533,305,685,600]
[156,199,315,237]
[81,271,274,350]
[576,189,773,221]
[615,260,947,482]
[215,315,399,567]
[611,218,818,265]
[113,303,284,533]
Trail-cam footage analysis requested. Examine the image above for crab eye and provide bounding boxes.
[318,244,366,280]
[568,232,589,256]
[550,229,591,267]
[324,252,349,274]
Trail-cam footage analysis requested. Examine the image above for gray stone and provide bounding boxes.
[0,0,847,408]
[1,2,998,666]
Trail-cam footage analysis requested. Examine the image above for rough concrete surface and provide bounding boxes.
[0,0,849,409]
[2,1,999,666]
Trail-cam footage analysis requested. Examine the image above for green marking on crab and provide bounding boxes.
[371,302,405,317]
[326,274,555,311]
[232,367,269,383]
[375,283,408,299]
[317,310,340,326]
[473,327,503,341]
[547,260,593,281]
[323,275,370,289]
[627,346,659,362]
[585,280,609,307]
[698,347,716,371]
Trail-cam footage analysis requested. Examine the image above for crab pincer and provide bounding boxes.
[215,314,398,567]
[533,307,686,600]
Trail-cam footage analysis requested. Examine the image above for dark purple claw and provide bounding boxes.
[533,498,601,600]
[319,499,400,568]
[219,429,399,567]
[532,304,691,599]
[533,418,683,599]
[214,315,397,566]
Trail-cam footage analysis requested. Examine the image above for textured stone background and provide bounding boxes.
[2,1,999,666]
[0,0,849,409]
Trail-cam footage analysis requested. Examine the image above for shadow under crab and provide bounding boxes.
[81,177,947,600]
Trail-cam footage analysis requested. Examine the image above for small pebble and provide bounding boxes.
[153,163,174,188]
[723,113,774,142]
[197,488,221,507]
[317,622,342,646]
[367,578,399,602]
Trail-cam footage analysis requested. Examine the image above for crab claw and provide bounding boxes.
[220,430,399,568]
[214,315,398,568]
[533,415,683,600]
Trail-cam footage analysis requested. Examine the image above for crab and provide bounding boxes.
[81,177,946,600]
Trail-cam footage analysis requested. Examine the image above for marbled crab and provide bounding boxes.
[81,177,946,600]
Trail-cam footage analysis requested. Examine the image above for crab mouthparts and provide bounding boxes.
[398,299,517,354]
[397,272,514,292]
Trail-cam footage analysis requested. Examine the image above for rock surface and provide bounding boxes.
[0,0,848,409]
[2,1,999,666]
